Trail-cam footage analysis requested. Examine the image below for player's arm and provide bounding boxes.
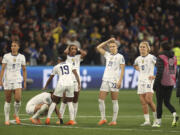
[79,48,87,59]
[117,64,125,89]
[96,38,115,55]
[43,75,55,90]
[22,65,27,89]
[0,63,6,86]
[72,69,81,91]
[64,45,70,55]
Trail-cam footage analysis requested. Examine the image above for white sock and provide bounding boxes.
[59,103,67,119]
[144,114,150,122]
[32,104,48,119]
[47,102,56,118]
[173,112,177,123]
[153,112,157,120]
[157,118,161,124]
[14,101,21,117]
[98,99,106,120]
[112,100,119,122]
[4,102,11,122]
[67,102,74,121]
[73,102,78,120]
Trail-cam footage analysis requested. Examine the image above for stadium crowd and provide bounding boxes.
[0,0,180,66]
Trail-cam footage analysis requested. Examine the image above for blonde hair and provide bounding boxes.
[139,41,151,52]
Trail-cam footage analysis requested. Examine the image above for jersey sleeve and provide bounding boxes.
[51,66,58,75]
[152,55,157,64]
[21,55,26,65]
[104,51,110,59]
[133,57,138,66]
[120,55,125,64]
[2,54,8,64]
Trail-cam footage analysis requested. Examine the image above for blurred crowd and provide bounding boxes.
[0,0,180,66]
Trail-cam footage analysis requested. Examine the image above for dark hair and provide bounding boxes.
[160,41,171,50]
[58,53,67,61]
[12,40,20,46]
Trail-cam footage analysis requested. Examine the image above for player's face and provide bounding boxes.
[139,43,149,56]
[109,43,118,54]
[69,46,77,56]
[11,42,19,54]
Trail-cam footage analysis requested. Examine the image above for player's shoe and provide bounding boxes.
[45,118,50,125]
[152,122,161,127]
[98,119,107,125]
[14,114,21,124]
[140,121,151,126]
[5,121,10,126]
[56,118,64,125]
[30,117,37,124]
[172,116,179,127]
[36,118,41,125]
[66,120,76,125]
[108,121,117,126]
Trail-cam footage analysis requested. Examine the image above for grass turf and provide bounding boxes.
[0,90,180,135]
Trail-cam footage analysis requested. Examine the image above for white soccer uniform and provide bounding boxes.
[52,62,75,97]
[26,92,52,115]
[2,53,26,90]
[66,55,82,92]
[100,51,125,92]
[134,54,156,94]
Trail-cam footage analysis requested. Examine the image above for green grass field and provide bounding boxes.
[0,90,180,135]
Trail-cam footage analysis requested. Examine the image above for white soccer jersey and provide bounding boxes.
[51,62,75,86]
[2,53,26,83]
[102,52,125,82]
[26,92,52,106]
[66,55,82,81]
[134,54,156,83]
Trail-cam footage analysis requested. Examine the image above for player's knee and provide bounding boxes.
[98,99,104,104]
[63,98,67,104]
[52,96,61,104]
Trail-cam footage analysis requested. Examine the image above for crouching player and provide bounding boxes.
[43,54,80,125]
[26,92,61,124]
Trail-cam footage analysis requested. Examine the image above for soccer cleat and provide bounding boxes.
[65,120,76,125]
[140,121,151,126]
[152,122,161,127]
[45,118,50,125]
[172,116,179,127]
[98,119,107,125]
[56,118,64,125]
[36,118,41,125]
[30,117,37,124]
[5,121,10,126]
[14,114,21,124]
[108,121,117,126]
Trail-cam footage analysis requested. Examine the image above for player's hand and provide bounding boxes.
[108,37,116,42]
[149,76,155,81]
[23,82,27,90]
[116,81,121,89]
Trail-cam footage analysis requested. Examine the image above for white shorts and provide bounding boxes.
[100,81,119,92]
[54,85,74,97]
[73,81,79,92]
[3,82,22,90]
[137,82,154,94]
[26,103,35,115]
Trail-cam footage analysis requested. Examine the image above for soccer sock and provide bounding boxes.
[157,118,162,124]
[47,102,56,118]
[98,99,106,120]
[67,102,74,121]
[144,114,150,122]
[112,100,119,122]
[153,112,157,120]
[73,102,78,120]
[172,112,177,123]
[32,104,48,119]
[59,102,67,119]
[14,101,21,117]
[4,102,10,122]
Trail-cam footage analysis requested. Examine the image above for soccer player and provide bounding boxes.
[26,92,61,124]
[153,41,179,127]
[58,44,86,124]
[0,40,27,125]
[134,41,157,126]
[43,54,80,125]
[96,38,125,126]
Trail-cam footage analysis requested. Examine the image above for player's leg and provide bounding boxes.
[73,82,80,122]
[4,90,12,125]
[59,92,67,120]
[109,90,119,126]
[98,81,108,125]
[145,92,157,124]
[14,86,22,124]
[65,85,76,125]
[139,94,151,126]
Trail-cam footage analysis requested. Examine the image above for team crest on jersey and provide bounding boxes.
[110,57,114,60]
[142,59,144,63]
[13,58,16,62]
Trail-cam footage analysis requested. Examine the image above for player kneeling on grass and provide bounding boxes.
[26,92,61,124]
[43,54,81,125]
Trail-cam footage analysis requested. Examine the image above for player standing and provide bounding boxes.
[96,38,125,126]
[0,41,27,125]
[134,41,157,126]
